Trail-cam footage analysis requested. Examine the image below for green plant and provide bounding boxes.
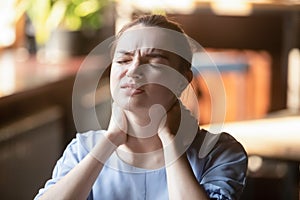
[25,0,109,45]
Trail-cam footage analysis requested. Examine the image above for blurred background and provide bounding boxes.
[0,0,299,199]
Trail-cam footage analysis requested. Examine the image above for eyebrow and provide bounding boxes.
[116,50,135,56]
[145,52,169,59]
[116,49,169,55]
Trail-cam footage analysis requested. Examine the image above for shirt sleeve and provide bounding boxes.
[33,132,96,200]
[199,132,248,200]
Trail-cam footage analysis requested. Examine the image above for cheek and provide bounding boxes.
[149,85,176,108]
[144,69,180,97]
[110,65,122,98]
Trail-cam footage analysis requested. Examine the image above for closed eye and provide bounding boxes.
[116,59,132,64]
[147,53,169,66]
[147,53,168,60]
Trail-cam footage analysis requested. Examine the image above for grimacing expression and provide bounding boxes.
[110,25,190,112]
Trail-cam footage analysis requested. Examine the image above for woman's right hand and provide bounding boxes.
[104,102,128,147]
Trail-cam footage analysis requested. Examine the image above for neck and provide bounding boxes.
[124,105,166,138]
[116,109,165,169]
[117,135,165,169]
[123,134,163,153]
[125,108,151,126]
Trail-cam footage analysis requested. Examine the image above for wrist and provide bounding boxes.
[104,131,126,147]
[159,131,188,166]
[90,133,118,163]
[158,130,175,146]
[161,136,183,166]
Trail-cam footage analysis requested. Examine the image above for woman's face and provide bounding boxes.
[110,25,188,112]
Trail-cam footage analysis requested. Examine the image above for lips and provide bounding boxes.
[121,83,144,95]
[120,83,139,89]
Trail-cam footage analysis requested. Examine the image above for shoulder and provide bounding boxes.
[189,129,247,160]
[59,130,107,164]
[212,131,248,162]
[49,130,107,175]
[187,129,248,179]
[70,130,107,153]
[34,130,107,199]
[211,131,247,155]
[187,129,248,199]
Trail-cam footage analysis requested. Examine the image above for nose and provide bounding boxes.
[126,56,143,79]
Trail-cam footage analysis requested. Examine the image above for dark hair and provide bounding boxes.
[114,15,192,72]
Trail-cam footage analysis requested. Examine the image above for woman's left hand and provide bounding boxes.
[157,101,180,144]
[158,100,198,147]
[105,102,128,147]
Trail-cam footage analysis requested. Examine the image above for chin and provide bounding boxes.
[114,98,146,111]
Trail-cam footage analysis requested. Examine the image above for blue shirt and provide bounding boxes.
[35,129,247,200]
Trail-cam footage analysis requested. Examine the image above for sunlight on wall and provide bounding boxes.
[287,48,300,111]
[115,0,195,33]
[0,52,16,96]
[0,0,17,47]
[217,116,300,161]
[130,0,195,13]
[211,0,252,16]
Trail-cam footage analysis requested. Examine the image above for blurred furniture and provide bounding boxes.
[193,50,271,124]
[0,106,63,199]
[0,50,112,198]
[0,51,83,198]
[0,52,82,142]
[171,5,300,113]
[241,157,299,200]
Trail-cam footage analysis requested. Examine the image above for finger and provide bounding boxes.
[148,104,166,124]
[127,104,166,138]
[111,102,127,132]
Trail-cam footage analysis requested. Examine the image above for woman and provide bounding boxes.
[35,15,247,200]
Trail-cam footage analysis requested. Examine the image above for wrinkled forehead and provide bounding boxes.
[114,26,191,60]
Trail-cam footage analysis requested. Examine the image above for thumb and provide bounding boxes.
[110,102,127,133]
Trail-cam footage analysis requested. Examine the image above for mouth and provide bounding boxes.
[121,83,145,95]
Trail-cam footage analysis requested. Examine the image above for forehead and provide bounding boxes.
[114,26,191,60]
